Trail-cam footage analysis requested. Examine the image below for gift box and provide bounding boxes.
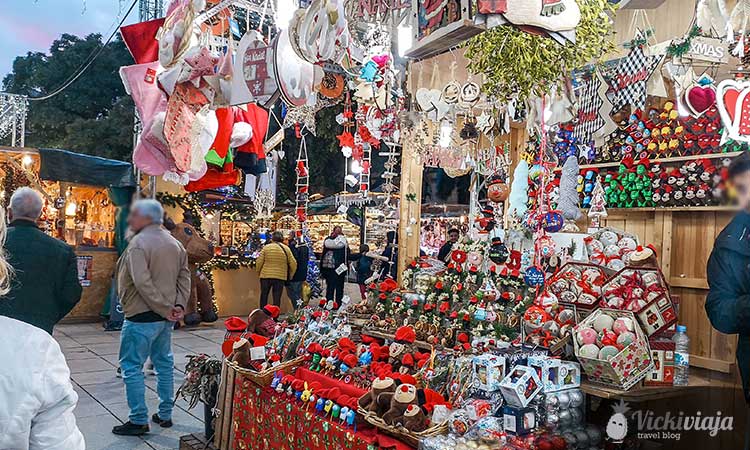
[635,294,678,337]
[499,365,542,407]
[644,337,675,386]
[585,228,640,272]
[600,266,669,313]
[547,262,615,321]
[502,404,537,436]
[527,356,581,393]
[573,309,653,390]
[472,354,507,392]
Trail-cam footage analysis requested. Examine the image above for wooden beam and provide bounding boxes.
[397,112,423,285]
[690,355,735,374]
[670,277,709,290]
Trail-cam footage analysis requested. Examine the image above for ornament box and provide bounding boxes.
[644,336,675,386]
[472,354,507,392]
[635,293,678,337]
[527,356,581,393]
[406,0,484,59]
[502,404,537,436]
[600,266,670,313]
[499,365,542,407]
[548,261,615,321]
[573,309,653,390]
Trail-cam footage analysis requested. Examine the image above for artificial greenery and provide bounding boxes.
[623,28,655,50]
[666,25,702,58]
[464,0,617,100]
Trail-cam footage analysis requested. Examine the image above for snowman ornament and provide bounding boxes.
[606,400,630,443]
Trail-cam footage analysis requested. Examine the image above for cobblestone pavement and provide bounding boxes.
[55,321,226,450]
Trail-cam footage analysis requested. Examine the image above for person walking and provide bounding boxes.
[256,231,297,308]
[287,233,309,309]
[379,231,398,280]
[706,153,750,450]
[113,199,190,436]
[0,187,82,334]
[320,226,349,309]
[0,203,85,450]
[352,244,377,301]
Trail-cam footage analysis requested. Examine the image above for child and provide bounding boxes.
[355,244,375,301]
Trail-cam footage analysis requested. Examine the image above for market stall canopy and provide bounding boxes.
[38,148,137,188]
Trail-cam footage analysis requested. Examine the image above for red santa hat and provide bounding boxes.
[262,304,280,319]
[394,326,416,344]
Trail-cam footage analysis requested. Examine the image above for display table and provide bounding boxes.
[581,373,713,402]
[231,367,413,450]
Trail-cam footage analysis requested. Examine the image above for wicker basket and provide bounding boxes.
[358,409,448,448]
[227,356,303,387]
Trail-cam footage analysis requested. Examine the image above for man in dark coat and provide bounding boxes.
[706,153,750,408]
[287,234,310,309]
[0,187,82,334]
[437,228,460,263]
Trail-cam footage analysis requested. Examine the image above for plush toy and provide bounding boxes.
[230,338,252,368]
[165,217,217,324]
[358,376,396,415]
[380,383,418,426]
[402,404,428,432]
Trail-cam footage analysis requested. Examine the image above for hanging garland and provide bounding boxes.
[464,0,617,100]
[665,25,702,58]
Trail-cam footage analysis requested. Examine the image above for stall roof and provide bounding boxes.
[38,148,136,188]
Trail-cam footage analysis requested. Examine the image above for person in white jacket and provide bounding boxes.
[0,205,84,450]
[319,226,350,309]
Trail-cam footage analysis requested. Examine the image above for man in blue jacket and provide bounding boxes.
[706,153,750,410]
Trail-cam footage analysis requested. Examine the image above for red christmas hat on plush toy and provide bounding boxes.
[262,305,280,319]
[338,337,357,353]
[401,353,414,367]
[394,326,416,344]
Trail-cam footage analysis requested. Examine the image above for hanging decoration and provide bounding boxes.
[557,156,582,229]
[274,27,316,107]
[230,29,278,107]
[573,68,617,145]
[465,0,616,100]
[608,40,663,112]
[716,78,750,144]
[684,75,717,118]
[294,131,310,223]
[508,159,530,219]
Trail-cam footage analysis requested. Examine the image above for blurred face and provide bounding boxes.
[448,231,459,243]
[127,209,152,232]
[332,226,342,237]
[732,171,750,211]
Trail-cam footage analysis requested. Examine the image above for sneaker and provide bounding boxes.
[116,367,122,378]
[152,413,173,428]
[112,421,149,436]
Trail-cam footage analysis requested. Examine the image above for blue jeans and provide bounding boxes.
[119,320,174,425]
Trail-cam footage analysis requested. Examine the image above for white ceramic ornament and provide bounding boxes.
[592,314,615,333]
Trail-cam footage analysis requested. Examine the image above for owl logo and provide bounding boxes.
[606,400,631,443]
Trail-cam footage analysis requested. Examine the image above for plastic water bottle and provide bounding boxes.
[673,325,690,386]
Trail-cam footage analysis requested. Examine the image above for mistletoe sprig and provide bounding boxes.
[464,0,617,100]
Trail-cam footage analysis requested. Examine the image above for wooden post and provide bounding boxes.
[397,139,423,285]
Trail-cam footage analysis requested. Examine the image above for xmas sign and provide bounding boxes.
[683,36,728,64]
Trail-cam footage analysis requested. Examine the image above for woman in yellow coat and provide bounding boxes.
[256,231,297,307]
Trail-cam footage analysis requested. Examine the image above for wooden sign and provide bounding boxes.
[684,36,728,64]
[231,30,279,107]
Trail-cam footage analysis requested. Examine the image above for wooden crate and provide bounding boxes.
[212,359,236,450]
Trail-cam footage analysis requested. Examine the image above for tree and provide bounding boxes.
[2,33,134,160]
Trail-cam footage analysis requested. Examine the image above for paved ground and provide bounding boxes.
[54,321,226,450]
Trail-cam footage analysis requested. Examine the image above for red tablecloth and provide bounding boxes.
[295,367,368,400]
[232,370,413,450]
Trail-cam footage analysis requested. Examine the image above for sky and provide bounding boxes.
[0,0,139,81]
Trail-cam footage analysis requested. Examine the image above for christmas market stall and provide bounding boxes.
[0,147,135,320]
[117,0,749,449]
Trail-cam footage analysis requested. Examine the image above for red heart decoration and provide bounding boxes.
[686,85,716,116]
[723,87,741,125]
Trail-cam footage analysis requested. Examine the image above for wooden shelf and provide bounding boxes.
[581,373,712,402]
[581,206,735,213]
[555,151,742,172]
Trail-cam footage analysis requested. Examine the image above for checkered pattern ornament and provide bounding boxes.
[609,44,662,112]
[573,69,616,144]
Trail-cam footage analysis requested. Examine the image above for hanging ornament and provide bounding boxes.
[608,35,662,112]
[524,266,546,288]
[488,237,509,264]
[542,210,564,233]
[573,68,616,145]
[487,174,510,203]
[716,78,750,144]
[684,75,717,118]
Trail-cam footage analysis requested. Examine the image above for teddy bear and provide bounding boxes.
[164,215,217,325]
[402,404,428,432]
[230,338,252,369]
[358,376,396,415]
[379,383,418,426]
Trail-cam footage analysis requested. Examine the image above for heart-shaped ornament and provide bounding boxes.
[415,88,442,112]
[716,79,750,143]
[684,84,716,118]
